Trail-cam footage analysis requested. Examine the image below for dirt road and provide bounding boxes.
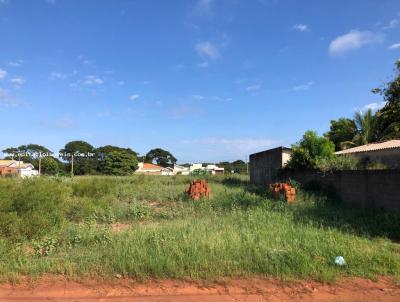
[0,277,399,301]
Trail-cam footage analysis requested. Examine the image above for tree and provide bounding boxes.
[102,151,138,176]
[96,145,137,160]
[2,144,52,168]
[325,118,358,151]
[145,148,177,167]
[40,157,60,175]
[232,160,247,174]
[353,109,376,145]
[373,60,400,140]
[59,141,96,175]
[286,130,335,169]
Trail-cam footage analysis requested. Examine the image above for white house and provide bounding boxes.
[135,162,173,175]
[0,160,39,178]
[173,164,190,175]
[188,163,225,175]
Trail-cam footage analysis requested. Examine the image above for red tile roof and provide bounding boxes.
[142,163,163,170]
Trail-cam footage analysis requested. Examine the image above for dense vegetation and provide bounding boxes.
[326,60,400,150]
[0,175,399,283]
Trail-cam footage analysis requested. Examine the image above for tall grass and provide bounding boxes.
[0,175,399,282]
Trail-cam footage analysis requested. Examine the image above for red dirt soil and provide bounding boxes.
[0,277,399,301]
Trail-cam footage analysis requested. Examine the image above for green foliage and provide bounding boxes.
[374,60,400,140]
[0,175,399,282]
[59,141,96,175]
[325,118,358,151]
[0,179,68,241]
[190,168,209,176]
[287,131,335,169]
[40,157,60,175]
[101,151,138,176]
[145,148,177,167]
[316,155,359,172]
[353,109,377,145]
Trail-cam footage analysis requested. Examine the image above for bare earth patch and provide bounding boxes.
[111,223,131,233]
[0,277,399,301]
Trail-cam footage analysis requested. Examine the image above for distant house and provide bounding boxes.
[249,146,292,185]
[0,166,18,177]
[335,140,400,168]
[135,162,173,175]
[189,163,225,175]
[173,164,190,175]
[0,160,39,178]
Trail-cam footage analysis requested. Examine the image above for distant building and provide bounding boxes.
[0,160,39,178]
[249,147,292,185]
[335,140,400,168]
[135,162,173,175]
[173,164,190,175]
[189,163,225,175]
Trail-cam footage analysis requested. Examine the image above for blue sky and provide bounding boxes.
[0,0,399,163]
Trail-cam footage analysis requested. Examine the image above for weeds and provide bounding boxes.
[0,175,399,282]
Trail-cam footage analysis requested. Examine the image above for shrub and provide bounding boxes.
[316,155,359,172]
[0,179,68,241]
[287,131,335,169]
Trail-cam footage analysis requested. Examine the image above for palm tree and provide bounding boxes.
[353,109,376,145]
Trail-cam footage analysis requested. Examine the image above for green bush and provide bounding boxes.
[316,155,359,172]
[287,131,335,169]
[0,179,68,241]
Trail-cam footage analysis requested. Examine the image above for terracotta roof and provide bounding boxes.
[335,140,400,155]
[142,163,163,170]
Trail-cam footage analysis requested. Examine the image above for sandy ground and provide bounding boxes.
[0,277,399,301]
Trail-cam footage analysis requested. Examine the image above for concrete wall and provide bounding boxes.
[249,147,292,185]
[281,169,400,212]
[349,149,400,168]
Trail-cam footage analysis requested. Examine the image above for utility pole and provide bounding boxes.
[38,152,42,176]
[70,155,74,177]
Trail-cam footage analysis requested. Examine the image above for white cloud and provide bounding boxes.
[8,60,23,67]
[363,101,386,111]
[211,96,232,102]
[195,41,219,60]
[293,24,309,32]
[129,94,140,101]
[172,64,185,72]
[388,43,400,49]
[194,0,215,16]
[383,18,399,30]
[197,61,209,68]
[192,95,205,100]
[292,81,314,91]
[246,84,261,92]
[0,88,19,107]
[329,30,384,55]
[84,75,104,85]
[9,77,25,85]
[0,68,8,80]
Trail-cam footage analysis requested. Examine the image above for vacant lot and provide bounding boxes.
[0,175,399,284]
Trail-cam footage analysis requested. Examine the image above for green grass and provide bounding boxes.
[0,175,399,283]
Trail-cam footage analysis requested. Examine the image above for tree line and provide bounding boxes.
[287,60,400,170]
[2,143,178,176]
[1,142,249,176]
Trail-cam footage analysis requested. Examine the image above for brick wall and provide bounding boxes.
[249,147,292,185]
[281,169,400,212]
